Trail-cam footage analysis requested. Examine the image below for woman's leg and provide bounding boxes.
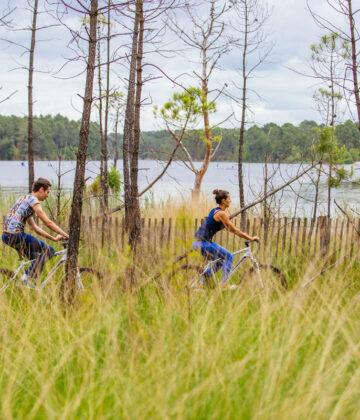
[200,242,233,284]
[192,241,214,285]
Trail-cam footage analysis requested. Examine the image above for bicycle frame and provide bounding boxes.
[0,248,83,292]
[191,243,264,288]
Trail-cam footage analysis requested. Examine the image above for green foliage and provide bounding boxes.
[154,87,216,134]
[329,166,348,187]
[313,126,351,188]
[1,114,360,163]
[107,165,121,193]
[314,126,334,155]
[89,166,121,195]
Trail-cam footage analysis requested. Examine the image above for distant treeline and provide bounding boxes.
[1,113,360,163]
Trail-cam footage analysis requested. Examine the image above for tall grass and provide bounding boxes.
[0,236,360,419]
[1,198,360,418]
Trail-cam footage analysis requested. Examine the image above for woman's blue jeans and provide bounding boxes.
[2,232,55,278]
[192,241,233,284]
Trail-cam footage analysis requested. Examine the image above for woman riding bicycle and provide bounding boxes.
[193,189,259,287]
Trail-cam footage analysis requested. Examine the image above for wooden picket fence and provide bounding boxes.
[2,214,358,263]
[79,215,360,263]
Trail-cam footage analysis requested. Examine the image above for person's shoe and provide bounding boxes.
[221,284,238,291]
[16,273,28,285]
[17,274,35,289]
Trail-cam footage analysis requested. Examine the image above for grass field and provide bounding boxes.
[1,196,360,419]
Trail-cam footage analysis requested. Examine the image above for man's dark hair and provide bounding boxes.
[213,189,229,204]
[32,178,52,192]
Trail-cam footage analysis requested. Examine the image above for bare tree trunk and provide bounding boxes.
[57,152,62,224]
[238,0,248,214]
[101,1,111,239]
[61,0,98,307]
[28,0,38,192]
[128,0,143,250]
[347,0,360,131]
[327,61,336,219]
[113,108,119,168]
[238,67,247,228]
[192,49,212,200]
[312,162,322,220]
[97,23,106,214]
[328,152,332,218]
[122,5,139,227]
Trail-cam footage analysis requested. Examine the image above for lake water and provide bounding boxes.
[1,160,360,217]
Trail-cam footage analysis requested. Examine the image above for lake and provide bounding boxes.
[1,160,360,217]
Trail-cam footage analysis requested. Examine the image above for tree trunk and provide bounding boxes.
[113,108,119,168]
[328,150,333,219]
[97,24,106,223]
[192,48,212,200]
[312,162,322,220]
[238,0,248,215]
[61,0,98,307]
[57,153,62,224]
[101,1,111,239]
[128,0,143,251]
[347,0,360,131]
[28,0,38,192]
[122,5,139,227]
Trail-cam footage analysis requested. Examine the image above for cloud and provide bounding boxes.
[0,0,355,131]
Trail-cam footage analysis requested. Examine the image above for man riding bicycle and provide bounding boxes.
[193,189,259,287]
[2,178,69,284]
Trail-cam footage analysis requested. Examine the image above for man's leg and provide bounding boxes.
[10,232,55,278]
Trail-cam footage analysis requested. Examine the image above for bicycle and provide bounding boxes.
[0,240,103,292]
[166,241,287,292]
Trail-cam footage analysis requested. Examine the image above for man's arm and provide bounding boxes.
[27,217,64,242]
[32,204,69,238]
[215,211,259,242]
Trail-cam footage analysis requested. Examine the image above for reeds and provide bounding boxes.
[0,200,360,418]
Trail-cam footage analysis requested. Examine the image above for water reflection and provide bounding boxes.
[1,160,359,217]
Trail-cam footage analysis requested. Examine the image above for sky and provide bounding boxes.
[0,0,353,132]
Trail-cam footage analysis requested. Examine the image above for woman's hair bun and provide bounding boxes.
[213,189,230,204]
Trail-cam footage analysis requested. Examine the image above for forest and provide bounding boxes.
[1,113,360,163]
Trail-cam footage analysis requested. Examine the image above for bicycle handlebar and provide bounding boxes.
[245,239,259,248]
[61,238,83,249]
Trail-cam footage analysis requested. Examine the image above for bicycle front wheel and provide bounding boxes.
[76,267,103,292]
[241,263,287,290]
[0,268,15,291]
[166,264,204,292]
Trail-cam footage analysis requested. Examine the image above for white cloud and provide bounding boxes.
[0,0,356,130]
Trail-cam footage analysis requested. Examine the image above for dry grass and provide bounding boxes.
[0,198,360,418]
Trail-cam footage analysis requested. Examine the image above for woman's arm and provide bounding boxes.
[215,211,259,242]
[32,204,69,238]
[27,217,64,242]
